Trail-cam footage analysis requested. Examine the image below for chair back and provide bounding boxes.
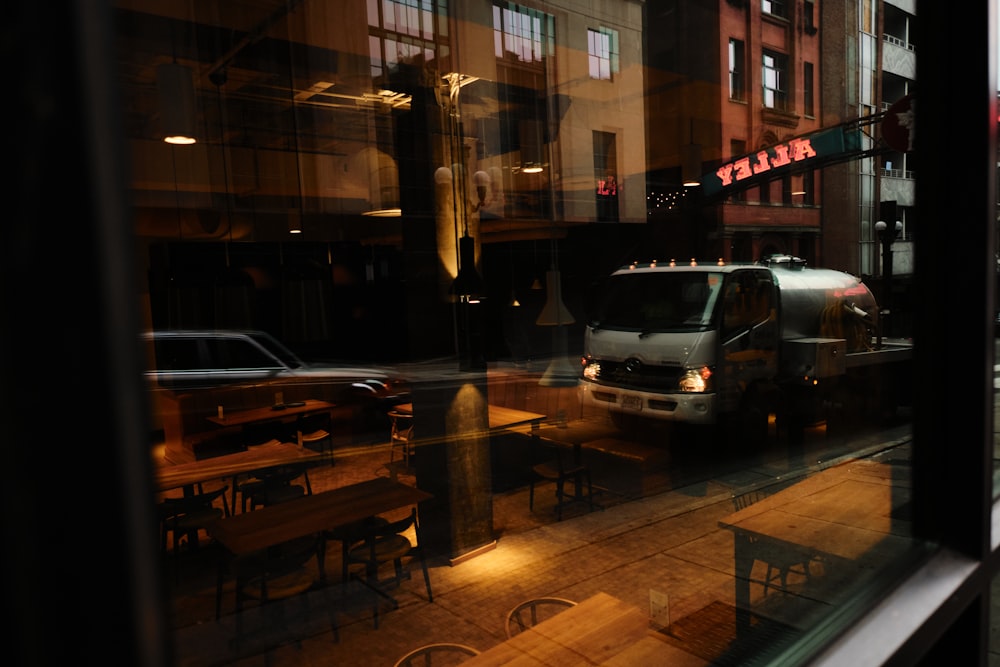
[393,643,480,667]
[161,484,230,522]
[389,410,414,442]
[504,597,577,638]
[732,487,769,511]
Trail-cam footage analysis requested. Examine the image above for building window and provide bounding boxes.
[367,0,439,82]
[804,62,814,116]
[762,0,786,19]
[594,131,619,221]
[804,0,817,32]
[493,2,553,63]
[729,39,746,101]
[588,27,619,80]
[762,50,789,110]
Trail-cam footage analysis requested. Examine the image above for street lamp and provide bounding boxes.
[874,219,903,341]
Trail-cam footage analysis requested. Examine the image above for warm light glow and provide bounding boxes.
[164,135,197,145]
[362,208,402,217]
[689,258,697,266]
[717,258,725,266]
[522,165,544,174]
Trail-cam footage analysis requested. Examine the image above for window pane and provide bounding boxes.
[110,0,933,663]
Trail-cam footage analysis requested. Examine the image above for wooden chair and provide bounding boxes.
[388,410,415,474]
[322,515,390,585]
[234,533,337,642]
[504,597,577,638]
[159,484,229,576]
[528,442,594,521]
[731,487,821,594]
[346,507,432,628]
[393,643,480,666]
[297,410,335,463]
[238,465,309,512]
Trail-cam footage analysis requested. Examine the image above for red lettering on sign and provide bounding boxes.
[788,138,816,161]
[752,151,771,175]
[716,164,735,186]
[733,157,753,181]
[712,136,821,190]
[770,144,791,167]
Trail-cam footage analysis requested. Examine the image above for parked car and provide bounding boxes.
[142,329,410,453]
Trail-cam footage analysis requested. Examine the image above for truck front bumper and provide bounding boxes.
[579,382,717,425]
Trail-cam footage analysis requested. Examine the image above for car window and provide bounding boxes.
[205,338,285,371]
[154,338,202,372]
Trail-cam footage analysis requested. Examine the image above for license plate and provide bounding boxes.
[622,394,642,411]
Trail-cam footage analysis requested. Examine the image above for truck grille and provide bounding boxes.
[587,358,682,392]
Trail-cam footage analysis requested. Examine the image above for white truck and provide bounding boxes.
[579,256,912,444]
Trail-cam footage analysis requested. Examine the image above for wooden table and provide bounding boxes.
[156,441,325,513]
[462,592,666,666]
[718,458,914,633]
[394,403,547,434]
[207,476,432,556]
[206,398,336,446]
[207,476,432,617]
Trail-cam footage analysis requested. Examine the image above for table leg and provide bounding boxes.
[230,475,239,515]
[733,533,754,636]
[572,442,583,499]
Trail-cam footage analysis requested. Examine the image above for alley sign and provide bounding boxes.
[700,127,862,197]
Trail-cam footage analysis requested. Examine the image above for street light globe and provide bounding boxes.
[875,220,887,232]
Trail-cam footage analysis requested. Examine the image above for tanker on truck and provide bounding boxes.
[578,256,912,444]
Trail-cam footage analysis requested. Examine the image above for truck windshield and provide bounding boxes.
[590,271,723,332]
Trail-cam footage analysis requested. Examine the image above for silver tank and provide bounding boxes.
[770,265,877,340]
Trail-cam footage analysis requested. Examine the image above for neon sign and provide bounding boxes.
[715,138,816,187]
[700,127,860,196]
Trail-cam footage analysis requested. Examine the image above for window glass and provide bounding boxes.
[729,38,746,100]
[762,50,788,109]
[121,0,926,664]
[762,0,786,19]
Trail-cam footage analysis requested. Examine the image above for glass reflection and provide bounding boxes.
[124,1,921,664]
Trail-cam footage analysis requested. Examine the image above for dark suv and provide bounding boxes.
[143,329,409,449]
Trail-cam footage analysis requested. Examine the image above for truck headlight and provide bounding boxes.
[678,366,712,393]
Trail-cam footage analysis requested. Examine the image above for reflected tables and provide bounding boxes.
[206,477,432,616]
[156,441,325,514]
[462,592,680,665]
[718,458,914,633]
[205,398,336,446]
[393,402,547,434]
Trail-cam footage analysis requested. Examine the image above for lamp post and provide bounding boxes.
[874,219,903,341]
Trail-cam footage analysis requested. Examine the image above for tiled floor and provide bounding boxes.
[162,417,915,667]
